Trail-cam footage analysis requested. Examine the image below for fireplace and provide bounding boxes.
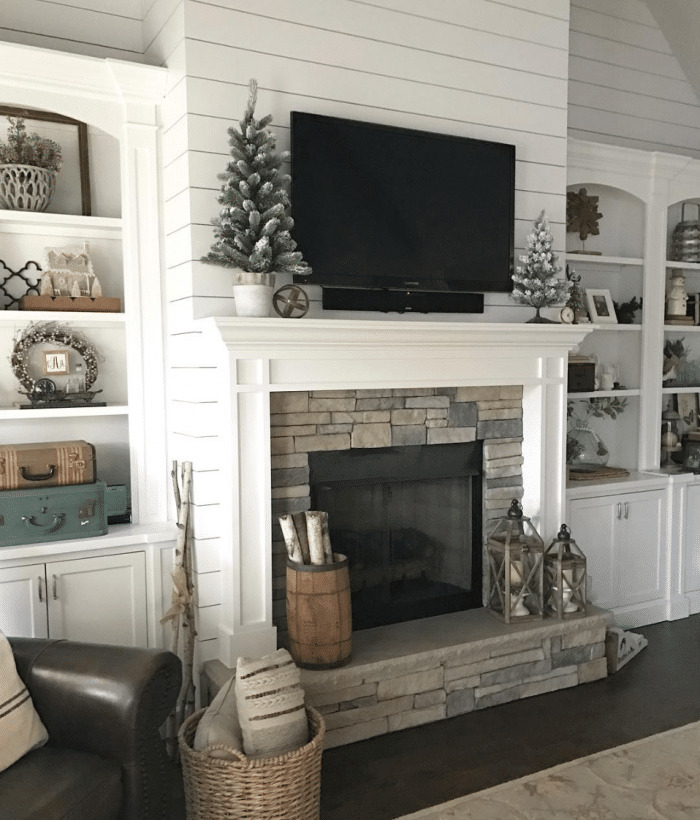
[309,442,483,630]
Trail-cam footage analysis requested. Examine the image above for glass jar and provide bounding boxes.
[567,420,609,471]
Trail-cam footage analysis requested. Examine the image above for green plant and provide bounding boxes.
[201,79,310,275]
[0,117,62,173]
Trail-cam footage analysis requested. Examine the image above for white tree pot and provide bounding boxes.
[232,271,275,317]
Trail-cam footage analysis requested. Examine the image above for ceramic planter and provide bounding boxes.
[232,270,275,317]
[0,164,57,211]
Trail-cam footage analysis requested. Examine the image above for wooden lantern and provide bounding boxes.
[487,499,544,623]
[544,524,588,619]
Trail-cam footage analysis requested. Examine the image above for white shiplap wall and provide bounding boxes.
[569,0,700,158]
[168,0,571,323]
[160,0,572,662]
[0,0,145,62]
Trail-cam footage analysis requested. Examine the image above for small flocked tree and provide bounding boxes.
[202,79,310,278]
[511,210,570,322]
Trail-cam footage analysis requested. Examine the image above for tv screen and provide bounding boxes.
[291,112,515,299]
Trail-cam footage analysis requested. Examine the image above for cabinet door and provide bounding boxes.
[569,496,618,608]
[616,489,666,607]
[0,564,48,638]
[685,484,700,593]
[46,552,147,647]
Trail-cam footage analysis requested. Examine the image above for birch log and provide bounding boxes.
[306,510,326,565]
[292,511,311,564]
[279,514,304,564]
[320,511,333,564]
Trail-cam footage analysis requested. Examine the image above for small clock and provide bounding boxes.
[560,306,575,324]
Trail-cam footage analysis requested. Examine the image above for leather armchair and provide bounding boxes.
[1,637,183,820]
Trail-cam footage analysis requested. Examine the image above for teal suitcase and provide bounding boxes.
[0,480,107,547]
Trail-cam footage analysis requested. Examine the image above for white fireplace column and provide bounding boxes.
[196,318,592,667]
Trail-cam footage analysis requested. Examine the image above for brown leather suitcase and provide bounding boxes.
[0,440,96,490]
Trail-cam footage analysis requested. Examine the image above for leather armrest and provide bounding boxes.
[9,637,182,820]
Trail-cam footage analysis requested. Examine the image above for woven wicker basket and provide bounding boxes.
[178,706,325,820]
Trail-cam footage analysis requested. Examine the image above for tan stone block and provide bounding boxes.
[317,703,339,715]
[392,388,435,397]
[578,657,608,683]
[377,667,444,700]
[271,484,309,499]
[427,427,477,445]
[414,690,447,709]
[356,389,393,398]
[442,644,491,667]
[324,696,413,730]
[483,442,522,460]
[426,408,448,419]
[309,398,356,412]
[271,453,309,469]
[300,667,366,694]
[455,386,504,402]
[307,682,377,708]
[445,676,480,694]
[362,655,443,683]
[351,423,392,448]
[485,486,524,500]
[484,465,523,479]
[478,408,522,420]
[391,409,427,425]
[311,390,357,398]
[270,425,317,437]
[425,419,448,428]
[294,434,351,452]
[271,437,295,455]
[561,625,607,649]
[270,412,331,427]
[349,411,391,423]
[405,396,450,409]
[318,424,353,434]
[445,647,545,681]
[477,400,522,410]
[388,704,445,731]
[324,717,388,749]
[270,392,309,414]
[356,398,405,410]
[486,456,524,469]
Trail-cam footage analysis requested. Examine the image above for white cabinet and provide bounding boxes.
[0,564,48,638]
[568,486,667,626]
[0,551,147,647]
[683,483,700,613]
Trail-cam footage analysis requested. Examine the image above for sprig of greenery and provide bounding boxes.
[0,118,62,173]
[568,396,628,423]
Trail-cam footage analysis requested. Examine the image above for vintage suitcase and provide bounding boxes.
[0,441,96,490]
[0,481,107,547]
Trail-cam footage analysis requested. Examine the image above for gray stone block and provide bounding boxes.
[405,396,450,409]
[414,689,446,709]
[552,642,605,669]
[317,424,353,434]
[478,419,524,439]
[446,688,475,717]
[578,657,608,683]
[427,427,477,445]
[392,388,435,397]
[324,696,413,731]
[339,695,378,711]
[355,398,405,410]
[391,409,427,426]
[324,717,388,749]
[479,658,552,688]
[486,476,524,489]
[271,497,310,515]
[271,467,310,487]
[311,390,356,398]
[270,412,331,427]
[377,667,444,700]
[270,392,309,414]
[309,398,356,412]
[447,402,478,427]
[271,453,309,469]
[392,425,427,446]
[294,433,351,452]
[388,704,445,731]
[475,670,579,709]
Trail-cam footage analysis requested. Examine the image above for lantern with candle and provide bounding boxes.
[544,524,588,619]
[487,499,545,623]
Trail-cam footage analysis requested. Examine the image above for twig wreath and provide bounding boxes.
[10,321,101,392]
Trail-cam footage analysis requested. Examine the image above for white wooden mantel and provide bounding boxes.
[192,317,593,667]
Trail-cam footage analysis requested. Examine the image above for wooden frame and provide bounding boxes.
[586,288,617,324]
[0,104,91,216]
[677,392,699,429]
[42,350,69,376]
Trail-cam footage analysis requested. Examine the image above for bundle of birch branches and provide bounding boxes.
[278,510,336,566]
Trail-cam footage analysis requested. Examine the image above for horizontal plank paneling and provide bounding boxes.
[568,0,700,159]
[0,26,141,62]
[188,1,570,78]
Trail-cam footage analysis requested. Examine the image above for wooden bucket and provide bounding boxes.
[286,554,352,669]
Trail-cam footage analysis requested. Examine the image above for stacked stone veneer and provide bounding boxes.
[270,385,524,646]
[300,610,609,749]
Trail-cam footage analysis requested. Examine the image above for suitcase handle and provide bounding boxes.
[20,464,57,482]
[22,513,65,533]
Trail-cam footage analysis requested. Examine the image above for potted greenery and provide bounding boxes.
[201,79,311,317]
[0,117,62,212]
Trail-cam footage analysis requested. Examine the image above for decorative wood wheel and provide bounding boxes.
[273,284,310,318]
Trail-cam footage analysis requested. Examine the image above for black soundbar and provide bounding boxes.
[322,288,485,314]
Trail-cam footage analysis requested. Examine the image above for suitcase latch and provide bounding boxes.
[68,453,86,469]
[78,501,95,518]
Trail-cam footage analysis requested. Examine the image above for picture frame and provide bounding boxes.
[682,438,700,473]
[585,288,617,324]
[677,392,699,429]
[0,104,91,216]
[43,350,69,376]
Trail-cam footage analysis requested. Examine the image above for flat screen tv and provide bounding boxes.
[291,111,515,313]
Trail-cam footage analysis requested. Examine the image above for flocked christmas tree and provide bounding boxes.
[511,210,570,323]
[202,79,310,278]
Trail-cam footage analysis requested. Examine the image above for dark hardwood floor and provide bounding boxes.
[320,614,700,819]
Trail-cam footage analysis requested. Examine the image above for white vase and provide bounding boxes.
[0,164,57,211]
[232,270,275,317]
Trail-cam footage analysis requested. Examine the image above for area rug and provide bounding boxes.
[397,721,700,819]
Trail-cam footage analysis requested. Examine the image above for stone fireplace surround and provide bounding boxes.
[197,318,607,745]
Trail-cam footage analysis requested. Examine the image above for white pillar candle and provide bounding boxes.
[509,560,523,586]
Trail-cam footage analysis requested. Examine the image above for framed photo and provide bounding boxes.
[43,350,69,376]
[0,104,91,216]
[677,392,699,429]
[585,289,618,324]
